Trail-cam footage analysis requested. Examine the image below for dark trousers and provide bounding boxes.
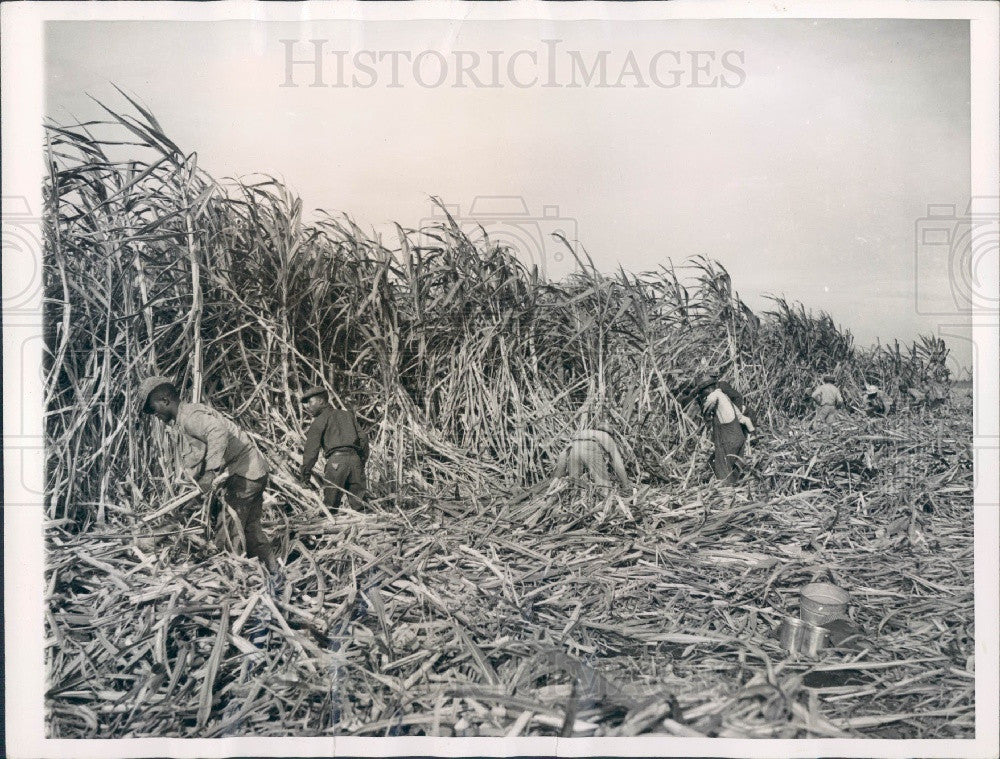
[323,451,365,509]
[711,419,746,485]
[223,475,275,568]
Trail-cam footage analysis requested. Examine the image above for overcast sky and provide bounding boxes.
[46,19,972,368]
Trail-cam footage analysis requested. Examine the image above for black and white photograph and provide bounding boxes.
[2,2,998,757]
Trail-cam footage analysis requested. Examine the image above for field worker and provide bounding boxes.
[926,379,949,407]
[906,385,928,410]
[552,428,630,488]
[907,380,945,411]
[139,376,277,572]
[696,371,754,485]
[865,384,894,416]
[300,386,369,510]
[810,374,844,428]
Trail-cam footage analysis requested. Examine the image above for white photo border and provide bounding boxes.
[3,2,997,757]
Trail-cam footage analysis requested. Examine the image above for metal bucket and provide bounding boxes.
[799,582,849,625]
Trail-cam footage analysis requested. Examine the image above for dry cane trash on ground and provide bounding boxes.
[43,101,973,739]
[46,399,974,738]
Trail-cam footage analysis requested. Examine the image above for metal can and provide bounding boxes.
[801,621,830,656]
[779,617,807,653]
[799,582,850,626]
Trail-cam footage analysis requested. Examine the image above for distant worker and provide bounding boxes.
[926,379,949,408]
[865,384,894,416]
[300,386,369,510]
[139,376,277,572]
[696,371,754,485]
[905,385,928,411]
[552,428,630,489]
[809,374,844,428]
[909,379,947,410]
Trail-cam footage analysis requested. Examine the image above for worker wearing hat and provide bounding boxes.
[138,376,277,572]
[694,369,754,484]
[809,374,844,429]
[864,384,893,416]
[300,385,369,510]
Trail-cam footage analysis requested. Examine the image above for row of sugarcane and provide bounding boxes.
[43,96,949,527]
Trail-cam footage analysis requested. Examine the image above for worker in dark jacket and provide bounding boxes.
[300,386,369,510]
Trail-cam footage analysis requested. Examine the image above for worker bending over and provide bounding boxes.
[139,376,277,572]
[865,384,894,416]
[552,428,630,489]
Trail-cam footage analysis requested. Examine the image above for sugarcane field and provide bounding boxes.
[38,99,980,742]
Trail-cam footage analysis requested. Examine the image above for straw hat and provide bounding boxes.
[137,375,174,414]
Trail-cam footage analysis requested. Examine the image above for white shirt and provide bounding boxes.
[703,388,738,424]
